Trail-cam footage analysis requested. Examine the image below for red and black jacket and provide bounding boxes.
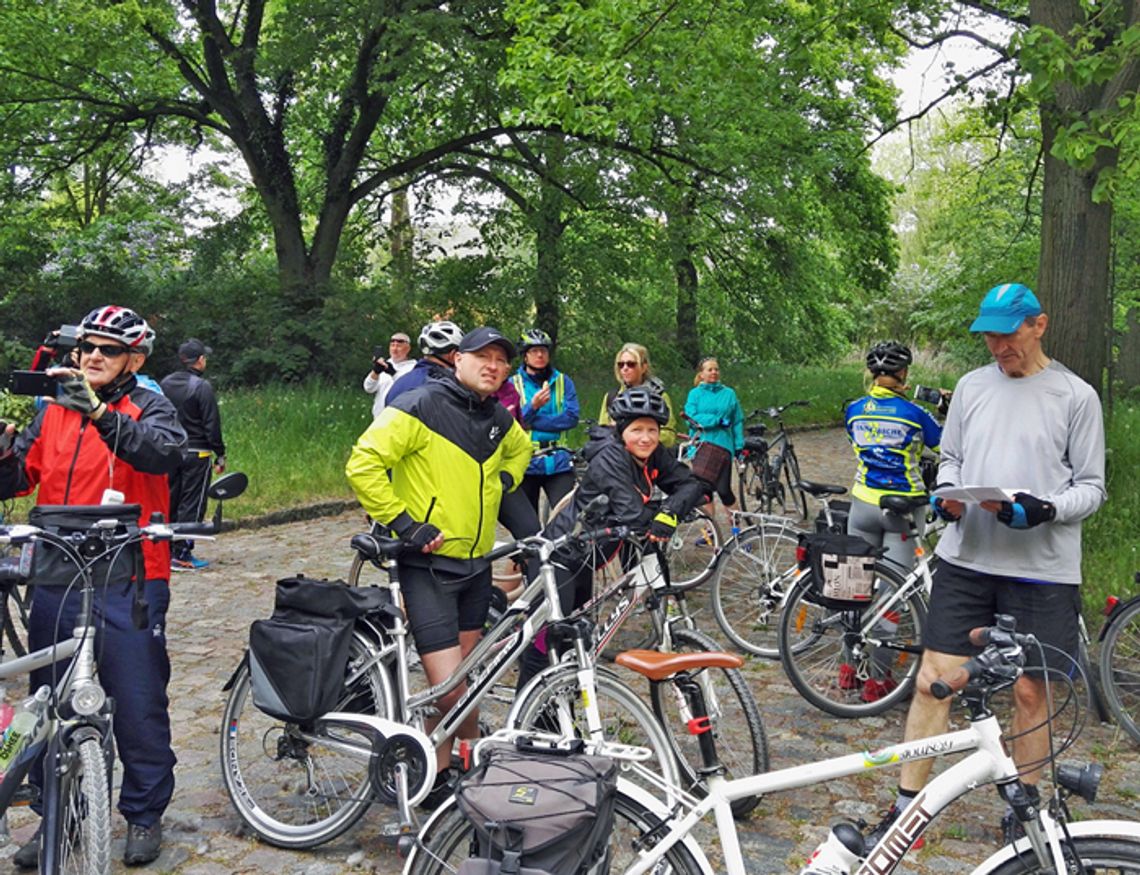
[0,376,187,581]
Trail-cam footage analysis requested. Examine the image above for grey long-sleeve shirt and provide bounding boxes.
[935,360,1106,584]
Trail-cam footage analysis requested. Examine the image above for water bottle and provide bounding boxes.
[799,822,866,874]
[0,687,51,777]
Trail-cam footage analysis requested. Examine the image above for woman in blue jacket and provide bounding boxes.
[683,357,744,529]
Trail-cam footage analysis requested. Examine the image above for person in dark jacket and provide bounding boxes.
[386,320,464,405]
[161,338,226,571]
[0,305,186,867]
[517,387,708,686]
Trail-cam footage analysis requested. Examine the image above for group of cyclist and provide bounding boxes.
[349,279,1106,851]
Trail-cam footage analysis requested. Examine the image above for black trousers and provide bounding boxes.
[168,451,212,558]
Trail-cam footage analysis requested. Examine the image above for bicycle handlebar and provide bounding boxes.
[0,519,215,547]
[745,400,810,422]
[930,617,1033,700]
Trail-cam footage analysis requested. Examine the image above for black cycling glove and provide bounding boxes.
[997,492,1056,529]
[500,471,514,493]
[648,511,678,542]
[55,372,105,418]
[929,494,960,522]
[389,512,442,550]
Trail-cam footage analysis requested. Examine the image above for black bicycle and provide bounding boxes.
[1099,571,1140,745]
[735,401,810,519]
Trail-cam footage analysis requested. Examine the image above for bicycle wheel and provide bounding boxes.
[711,524,801,658]
[782,446,809,520]
[649,627,768,818]
[1100,597,1140,744]
[737,460,755,514]
[663,508,721,589]
[981,835,1140,873]
[509,664,682,798]
[778,562,925,718]
[406,790,705,875]
[219,630,397,848]
[1,583,29,657]
[48,735,112,875]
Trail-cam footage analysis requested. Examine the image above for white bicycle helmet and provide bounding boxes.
[80,306,154,354]
[419,320,464,355]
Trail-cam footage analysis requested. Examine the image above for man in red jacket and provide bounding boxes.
[0,305,186,867]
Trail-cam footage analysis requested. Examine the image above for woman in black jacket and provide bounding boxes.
[519,387,709,685]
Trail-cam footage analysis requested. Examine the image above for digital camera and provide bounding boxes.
[913,385,944,406]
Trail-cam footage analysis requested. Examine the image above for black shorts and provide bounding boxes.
[923,560,1082,675]
[397,563,492,655]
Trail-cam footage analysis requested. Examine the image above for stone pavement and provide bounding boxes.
[3,429,1136,873]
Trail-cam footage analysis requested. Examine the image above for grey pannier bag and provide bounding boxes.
[454,739,618,875]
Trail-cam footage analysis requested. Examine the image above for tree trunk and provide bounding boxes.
[531,136,567,346]
[667,191,701,367]
[1035,112,1114,389]
[390,187,414,301]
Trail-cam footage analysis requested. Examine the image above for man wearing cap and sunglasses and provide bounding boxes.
[363,331,416,418]
[346,326,532,807]
[161,338,226,571]
[866,283,1106,850]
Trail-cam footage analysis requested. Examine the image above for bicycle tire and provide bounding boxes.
[509,664,682,799]
[980,835,1140,873]
[1,583,30,657]
[778,562,926,718]
[219,629,397,848]
[406,789,706,875]
[737,460,757,514]
[782,446,809,521]
[649,627,768,818]
[1099,596,1140,745]
[48,735,112,875]
[711,524,802,658]
[663,508,721,590]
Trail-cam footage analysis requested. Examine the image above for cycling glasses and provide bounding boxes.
[78,341,130,358]
[617,360,640,369]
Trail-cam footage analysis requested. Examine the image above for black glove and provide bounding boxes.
[499,471,514,492]
[54,371,104,417]
[997,492,1056,529]
[389,512,443,550]
[647,510,678,542]
[929,494,960,522]
[372,358,395,376]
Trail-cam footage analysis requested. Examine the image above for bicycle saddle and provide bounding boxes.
[614,649,743,682]
[797,480,847,497]
[880,494,930,514]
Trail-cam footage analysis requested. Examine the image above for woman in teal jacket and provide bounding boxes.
[683,357,744,528]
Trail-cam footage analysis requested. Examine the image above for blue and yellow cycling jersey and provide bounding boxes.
[844,386,942,503]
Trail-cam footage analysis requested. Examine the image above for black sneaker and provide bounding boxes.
[864,803,925,852]
[124,821,162,866]
[418,767,460,812]
[13,828,40,870]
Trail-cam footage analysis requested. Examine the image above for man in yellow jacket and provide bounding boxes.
[346,326,531,801]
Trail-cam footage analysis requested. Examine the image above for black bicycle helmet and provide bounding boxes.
[418,320,464,355]
[608,387,670,431]
[518,328,553,354]
[80,305,153,353]
[865,340,913,376]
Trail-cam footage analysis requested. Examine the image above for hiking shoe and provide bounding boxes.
[838,663,860,690]
[124,821,162,866]
[864,804,925,852]
[13,828,40,870]
[171,556,209,571]
[419,767,460,812]
[861,677,898,703]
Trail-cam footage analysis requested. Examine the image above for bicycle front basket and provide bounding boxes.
[798,532,884,610]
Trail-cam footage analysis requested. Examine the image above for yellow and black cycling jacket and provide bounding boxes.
[346,374,533,563]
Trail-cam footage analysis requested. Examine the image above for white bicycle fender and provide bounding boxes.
[968,819,1140,874]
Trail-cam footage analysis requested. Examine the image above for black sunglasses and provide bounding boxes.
[79,341,130,357]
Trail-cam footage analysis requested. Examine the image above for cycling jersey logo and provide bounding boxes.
[488,424,502,442]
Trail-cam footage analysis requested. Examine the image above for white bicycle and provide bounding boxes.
[405,615,1140,874]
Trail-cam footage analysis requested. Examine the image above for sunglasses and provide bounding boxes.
[390,338,409,344]
[617,361,640,369]
[79,341,130,357]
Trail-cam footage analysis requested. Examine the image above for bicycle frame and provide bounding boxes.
[620,710,1130,875]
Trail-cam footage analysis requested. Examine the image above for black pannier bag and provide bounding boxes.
[27,504,142,588]
[454,740,618,875]
[248,576,388,723]
[798,531,884,610]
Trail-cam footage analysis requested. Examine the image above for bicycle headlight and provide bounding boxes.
[71,682,106,716]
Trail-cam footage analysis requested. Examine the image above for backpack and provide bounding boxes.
[454,739,618,875]
[248,576,389,723]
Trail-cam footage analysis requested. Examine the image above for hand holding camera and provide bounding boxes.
[914,385,952,416]
[49,368,106,419]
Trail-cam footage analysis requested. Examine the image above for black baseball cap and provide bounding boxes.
[178,338,213,361]
[457,327,516,359]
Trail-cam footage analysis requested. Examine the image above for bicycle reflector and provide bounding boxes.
[1104,596,1120,616]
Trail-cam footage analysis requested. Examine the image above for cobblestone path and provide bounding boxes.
[5,429,1136,873]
